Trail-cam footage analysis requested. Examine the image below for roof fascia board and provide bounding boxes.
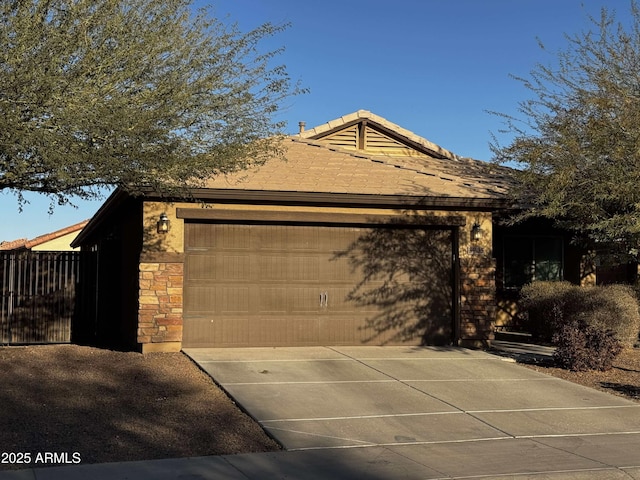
[73,187,508,249]
[179,189,507,210]
[70,188,130,247]
[176,207,467,227]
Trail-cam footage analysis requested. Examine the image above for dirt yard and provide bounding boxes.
[518,347,640,402]
[0,345,280,470]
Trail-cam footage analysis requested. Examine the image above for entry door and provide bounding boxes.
[182,223,453,347]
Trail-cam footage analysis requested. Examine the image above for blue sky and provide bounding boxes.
[0,0,628,242]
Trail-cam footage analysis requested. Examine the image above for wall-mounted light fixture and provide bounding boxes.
[157,212,170,234]
[471,221,483,242]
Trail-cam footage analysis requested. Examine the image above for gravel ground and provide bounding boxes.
[1,344,638,471]
[518,347,640,402]
[0,345,280,470]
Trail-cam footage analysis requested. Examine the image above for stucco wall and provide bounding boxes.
[31,232,82,251]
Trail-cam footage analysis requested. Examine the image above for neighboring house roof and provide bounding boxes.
[0,238,29,251]
[0,220,89,251]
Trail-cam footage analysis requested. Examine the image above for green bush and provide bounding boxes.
[553,319,622,371]
[518,281,640,348]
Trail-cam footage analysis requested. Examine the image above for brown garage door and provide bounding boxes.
[183,222,454,347]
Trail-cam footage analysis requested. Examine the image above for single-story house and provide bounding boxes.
[0,220,89,252]
[71,110,592,352]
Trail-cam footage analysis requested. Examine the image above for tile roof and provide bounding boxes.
[203,136,513,200]
[75,111,515,247]
[0,220,89,251]
[0,238,28,251]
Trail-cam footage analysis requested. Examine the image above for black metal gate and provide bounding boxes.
[0,251,82,344]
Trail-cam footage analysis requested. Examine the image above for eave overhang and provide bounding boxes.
[182,188,510,210]
[72,187,510,248]
[70,189,129,248]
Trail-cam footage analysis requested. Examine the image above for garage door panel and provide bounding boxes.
[254,225,320,251]
[285,316,321,345]
[186,254,251,281]
[185,255,216,280]
[222,256,252,281]
[185,286,250,315]
[314,314,424,346]
[184,316,324,347]
[220,287,250,313]
[259,255,320,281]
[257,287,325,314]
[183,223,453,347]
[322,286,375,313]
[317,316,363,345]
[182,316,250,347]
[186,223,251,250]
[256,287,286,313]
[321,255,356,282]
[288,287,323,313]
[183,285,215,314]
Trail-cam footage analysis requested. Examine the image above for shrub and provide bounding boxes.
[587,284,640,347]
[518,281,574,343]
[552,319,623,371]
[518,281,640,348]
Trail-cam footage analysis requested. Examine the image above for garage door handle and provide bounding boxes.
[319,292,328,308]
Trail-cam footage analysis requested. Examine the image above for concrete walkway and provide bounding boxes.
[2,345,640,479]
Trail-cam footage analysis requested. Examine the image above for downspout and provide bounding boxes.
[452,227,461,345]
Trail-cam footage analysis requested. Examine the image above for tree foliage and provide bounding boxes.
[492,2,640,260]
[0,0,302,206]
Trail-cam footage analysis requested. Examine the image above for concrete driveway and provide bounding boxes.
[184,346,640,479]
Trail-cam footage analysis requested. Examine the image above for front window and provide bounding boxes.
[503,236,563,288]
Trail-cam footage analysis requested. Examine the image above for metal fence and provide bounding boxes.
[0,251,82,344]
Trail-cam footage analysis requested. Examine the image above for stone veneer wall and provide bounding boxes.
[459,257,496,347]
[137,262,184,352]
